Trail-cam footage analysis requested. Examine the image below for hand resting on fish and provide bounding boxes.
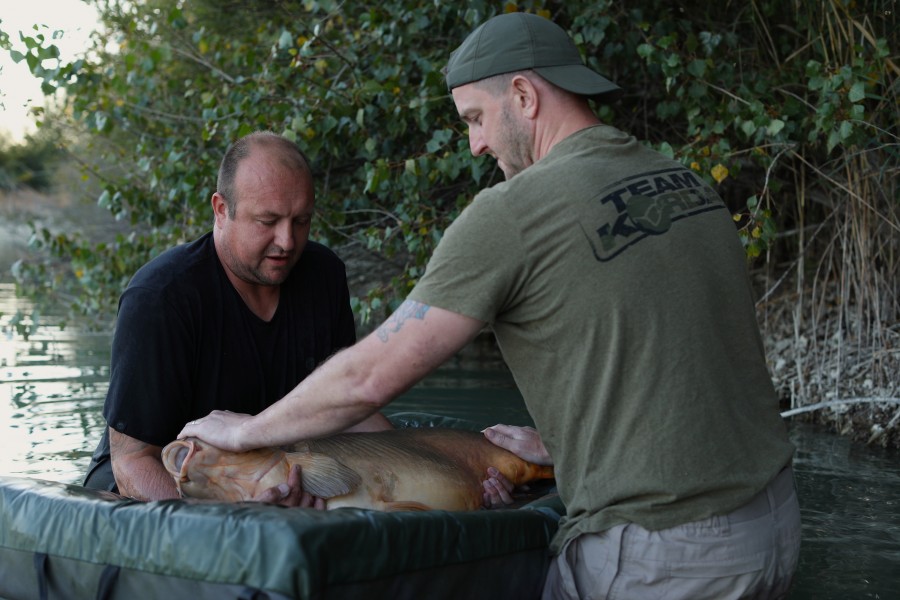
[162,428,555,511]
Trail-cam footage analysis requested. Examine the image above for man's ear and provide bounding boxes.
[510,75,539,119]
[211,192,229,228]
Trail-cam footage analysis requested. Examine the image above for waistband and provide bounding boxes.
[727,465,796,524]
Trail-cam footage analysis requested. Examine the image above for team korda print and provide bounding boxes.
[583,167,726,261]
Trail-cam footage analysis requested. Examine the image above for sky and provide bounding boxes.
[0,0,100,142]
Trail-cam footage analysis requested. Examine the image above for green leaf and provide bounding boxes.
[839,120,854,140]
[827,129,841,153]
[656,141,675,159]
[848,81,865,103]
[699,31,721,55]
[278,30,293,49]
[97,190,111,209]
[658,35,676,49]
[687,59,707,78]
[766,119,785,136]
[741,120,757,138]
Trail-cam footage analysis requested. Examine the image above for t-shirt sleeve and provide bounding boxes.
[408,189,526,323]
[102,285,196,447]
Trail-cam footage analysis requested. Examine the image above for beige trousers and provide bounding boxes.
[543,466,801,600]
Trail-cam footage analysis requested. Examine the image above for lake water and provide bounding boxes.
[1,281,898,599]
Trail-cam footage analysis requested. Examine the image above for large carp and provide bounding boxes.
[162,428,554,511]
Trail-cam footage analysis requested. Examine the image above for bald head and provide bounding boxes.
[217,131,311,218]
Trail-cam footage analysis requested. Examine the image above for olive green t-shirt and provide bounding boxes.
[409,125,793,552]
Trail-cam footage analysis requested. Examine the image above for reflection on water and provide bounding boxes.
[1,282,898,599]
[789,423,900,599]
[0,283,111,483]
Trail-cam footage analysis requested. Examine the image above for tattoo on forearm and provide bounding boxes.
[376,300,430,342]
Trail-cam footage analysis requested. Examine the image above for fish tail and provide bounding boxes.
[508,462,555,485]
[535,464,555,480]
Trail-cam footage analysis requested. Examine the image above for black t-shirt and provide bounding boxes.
[91,232,356,460]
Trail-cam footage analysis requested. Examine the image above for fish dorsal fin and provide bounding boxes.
[383,501,432,512]
[286,451,362,498]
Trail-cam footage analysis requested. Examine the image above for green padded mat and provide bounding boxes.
[0,413,563,600]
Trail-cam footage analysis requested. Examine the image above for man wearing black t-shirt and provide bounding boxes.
[83,131,391,501]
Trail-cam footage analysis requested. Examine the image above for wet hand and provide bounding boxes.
[482,424,553,466]
[252,464,326,509]
[178,410,252,451]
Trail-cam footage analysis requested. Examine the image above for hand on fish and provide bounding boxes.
[481,424,552,508]
[482,424,553,466]
[177,411,328,507]
[252,464,325,510]
[179,409,253,452]
[482,466,516,508]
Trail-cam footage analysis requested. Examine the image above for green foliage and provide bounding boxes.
[3,0,511,323]
[0,132,64,191]
[0,0,896,333]
[623,1,896,259]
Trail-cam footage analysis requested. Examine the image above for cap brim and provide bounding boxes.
[534,64,622,100]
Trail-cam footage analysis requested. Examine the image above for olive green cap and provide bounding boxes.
[445,12,621,99]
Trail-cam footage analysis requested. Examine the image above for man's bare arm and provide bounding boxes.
[109,427,181,501]
[179,301,485,450]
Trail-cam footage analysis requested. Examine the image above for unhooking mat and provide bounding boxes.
[0,413,563,599]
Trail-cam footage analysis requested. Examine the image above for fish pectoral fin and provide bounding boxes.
[289,452,361,498]
[383,501,432,512]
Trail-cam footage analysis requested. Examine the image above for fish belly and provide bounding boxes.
[322,462,479,511]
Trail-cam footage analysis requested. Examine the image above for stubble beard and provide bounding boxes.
[222,242,294,287]
[498,106,533,180]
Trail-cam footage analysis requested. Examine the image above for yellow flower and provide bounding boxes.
[711,163,729,183]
